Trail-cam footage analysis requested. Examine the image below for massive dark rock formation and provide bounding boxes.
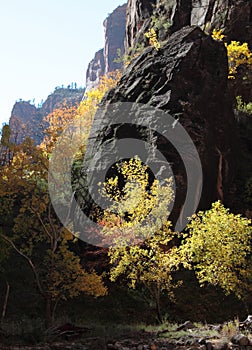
[9,87,84,144]
[84,26,238,229]
[85,4,127,91]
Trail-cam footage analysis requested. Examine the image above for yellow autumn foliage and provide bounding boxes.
[78,70,121,119]
[212,29,252,78]
[180,201,252,299]
[145,28,161,51]
[99,156,180,321]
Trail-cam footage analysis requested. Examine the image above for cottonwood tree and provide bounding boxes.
[0,139,107,327]
[99,157,181,322]
[181,201,252,303]
[0,71,121,326]
[41,70,121,153]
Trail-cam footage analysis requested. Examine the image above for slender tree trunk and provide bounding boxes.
[243,299,249,315]
[52,297,60,323]
[45,295,52,329]
[1,281,10,323]
[155,287,162,323]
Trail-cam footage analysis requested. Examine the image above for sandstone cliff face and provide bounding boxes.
[103,4,127,74]
[125,0,252,51]
[85,4,127,91]
[9,102,40,144]
[86,49,105,91]
[125,0,157,52]
[9,87,84,144]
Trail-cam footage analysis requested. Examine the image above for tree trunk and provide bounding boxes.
[155,287,162,323]
[1,281,10,323]
[45,295,52,329]
[52,297,60,323]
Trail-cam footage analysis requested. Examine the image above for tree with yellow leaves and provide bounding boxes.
[0,139,107,327]
[99,157,180,322]
[78,70,121,120]
[0,70,121,326]
[180,201,252,301]
[41,71,121,155]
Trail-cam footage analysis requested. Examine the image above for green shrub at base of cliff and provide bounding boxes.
[236,96,252,115]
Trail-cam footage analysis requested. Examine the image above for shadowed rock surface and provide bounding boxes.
[83,26,238,228]
[125,0,252,51]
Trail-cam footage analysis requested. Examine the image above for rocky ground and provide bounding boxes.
[1,321,252,350]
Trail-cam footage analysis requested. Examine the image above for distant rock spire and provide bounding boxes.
[85,4,127,91]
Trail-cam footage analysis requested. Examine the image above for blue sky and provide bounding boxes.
[0,0,126,126]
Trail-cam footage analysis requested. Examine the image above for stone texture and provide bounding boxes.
[125,0,252,52]
[176,321,196,331]
[9,87,84,144]
[231,334,249,347]
[85,4,127,91]
[104,4,127,74]
[85,49,105,91]
[85,26,238,228]
[213,341,229,350]
[125,0,157,51]
[9,101,38,144]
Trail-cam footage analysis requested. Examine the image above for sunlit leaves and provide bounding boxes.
[181,201,252,299]
[47,232,107,300]
[99,156,180,319]
[100,156,174,246]
[78,70,121,120]
[0,137,107,310]
[145,28,161,51]
[212,29,225,42]
[212,29,252,79]
[226,41,252,78]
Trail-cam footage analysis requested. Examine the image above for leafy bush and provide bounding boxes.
[145,28,161,51]
[236,96,252,115]
[212,29,252,79]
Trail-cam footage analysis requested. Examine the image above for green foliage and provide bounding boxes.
[0,125,11,146]
[221,319,240,339]
[159,322,220,340]
[181,201,252,299]
[114,45,145,68]
[236,96,252,115]
[151,14,171,32]
[152,0,175,31]
[114,48,131,66]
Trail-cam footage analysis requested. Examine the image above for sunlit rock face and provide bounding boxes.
[86,49,106,91]
[9,87,84,144]
[85,4,127,91]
